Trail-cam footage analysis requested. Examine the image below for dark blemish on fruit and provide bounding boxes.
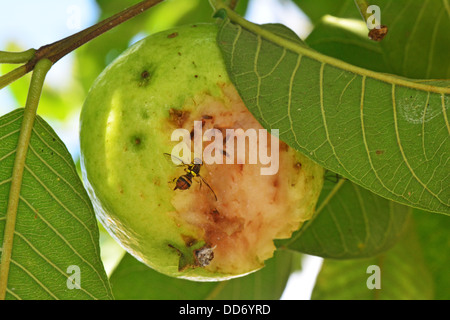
[138,68,153,87]
[194,75,198,78]
[182,235,198,247]
[273,178,279,187]
[178,52,182,56]
[168,32,178,38]
[141,70,150,79]
[294,162,302,170]
[169,108,190,128]
[130,135,144,150]
[168,244,192,271]
[202,115,213,120]
[192,25,197,28]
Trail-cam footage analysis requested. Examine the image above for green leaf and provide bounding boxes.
[278,177,411,258]
[109,249,299,300]
[311,216,435,300]
[215,11,450,215]
[305,16,390,74]
[304,1,450,79]
[413,209,450,300]
[0,109,112,300]
[292,0,358,25]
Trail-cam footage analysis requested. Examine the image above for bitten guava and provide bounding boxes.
[80,24,324,281]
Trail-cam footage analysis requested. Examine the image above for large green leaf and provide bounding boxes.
[215,9,450,214]
[292,0,358,25]
[303,0,450,80]
[304,16,390,74]
[109,249,299,300]
[413,209,450,300]
[277,177,411,258]
[311,211,444,300]
[0,109,112,300]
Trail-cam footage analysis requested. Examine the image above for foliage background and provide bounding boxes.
[0,0,448,300]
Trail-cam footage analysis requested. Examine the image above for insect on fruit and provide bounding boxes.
[163,153,218,201]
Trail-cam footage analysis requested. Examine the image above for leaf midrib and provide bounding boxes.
[221,7,450,94]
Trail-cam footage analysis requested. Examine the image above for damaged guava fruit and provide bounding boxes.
[80,23,324,281]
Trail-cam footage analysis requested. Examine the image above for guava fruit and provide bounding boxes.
[80,23,324,281]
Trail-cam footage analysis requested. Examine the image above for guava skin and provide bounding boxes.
[80,24,324,281]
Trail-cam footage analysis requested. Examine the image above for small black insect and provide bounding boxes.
[163,153,217,201]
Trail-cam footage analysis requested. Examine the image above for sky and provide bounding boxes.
[0,0,320,300]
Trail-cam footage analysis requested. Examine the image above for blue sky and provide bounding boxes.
[0,0,98,106]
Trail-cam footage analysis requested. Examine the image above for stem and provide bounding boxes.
[32,0,164,66]
[0,0,163,88]
[354,0,388,41]
[0,65,28,91]
[0,59,52,300]
[354,0,371,22]
[0,49,36,64]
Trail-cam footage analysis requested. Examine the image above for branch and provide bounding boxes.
[0,0,164,90]
[0,49,36,64]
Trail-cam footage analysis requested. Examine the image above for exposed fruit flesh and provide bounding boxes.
[168,84,322,275]
[80,24,324,281]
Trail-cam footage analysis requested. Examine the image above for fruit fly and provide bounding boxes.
[163,153,217,201]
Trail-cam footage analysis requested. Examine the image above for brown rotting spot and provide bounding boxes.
[141,70,149,79]
[167,32,178,38]
[169,108,190,128]
[181,235,198,247]
[368,25,388,41]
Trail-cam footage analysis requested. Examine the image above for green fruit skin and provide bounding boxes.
[80,24,324,281]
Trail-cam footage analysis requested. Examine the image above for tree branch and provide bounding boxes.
[0,0,164,89]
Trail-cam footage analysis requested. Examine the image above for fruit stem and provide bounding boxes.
[0,59,52,300]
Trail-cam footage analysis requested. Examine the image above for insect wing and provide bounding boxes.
[198,175,218,201]
[163,152,187,166]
